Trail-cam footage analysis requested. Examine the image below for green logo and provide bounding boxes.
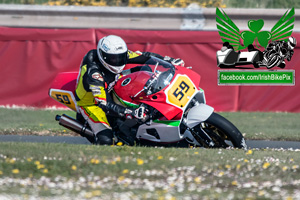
[216,8,295,50]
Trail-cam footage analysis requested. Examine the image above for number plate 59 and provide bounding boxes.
[49,89,77,111]
[166,75,196,109]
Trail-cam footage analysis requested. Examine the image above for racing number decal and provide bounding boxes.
[50,90,77,111]
[173,81,190,101]
[55,94,71,104]
[167,75,196,108]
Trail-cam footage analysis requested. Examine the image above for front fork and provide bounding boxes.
[182,119,215,147]
[183,102,215,147]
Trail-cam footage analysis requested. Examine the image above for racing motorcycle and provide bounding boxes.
[260,44,288,69]
[49,56,247,149]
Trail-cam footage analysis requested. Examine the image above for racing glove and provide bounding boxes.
[163,56,185,67]
[124,105,148,121]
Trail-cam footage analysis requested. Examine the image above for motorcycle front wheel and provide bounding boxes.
[194,112,247,149]
[266,55,280,69]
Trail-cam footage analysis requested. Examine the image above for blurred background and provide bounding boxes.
[0,0,299,8]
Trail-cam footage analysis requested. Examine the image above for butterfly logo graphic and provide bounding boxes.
[216,7,295,51]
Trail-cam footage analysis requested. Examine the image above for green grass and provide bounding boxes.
[0,142,299,199]
[0,108,76,135]
[220,112,300,141]
[0,108,300,141]
[0,108,300,199]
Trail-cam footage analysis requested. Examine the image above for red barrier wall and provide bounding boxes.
[0,27,299,112]
[0,27,95,107]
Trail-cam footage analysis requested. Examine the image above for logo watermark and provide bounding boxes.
[218,70,295,85]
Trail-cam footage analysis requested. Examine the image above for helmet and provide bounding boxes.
[287,36,297,50]
[97,35,128,74]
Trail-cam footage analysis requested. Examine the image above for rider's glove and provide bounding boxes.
[164,56,185,67]
[124,105,148,121]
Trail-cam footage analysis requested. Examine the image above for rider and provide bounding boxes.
[263,36,297,68]
[75,35,184,145]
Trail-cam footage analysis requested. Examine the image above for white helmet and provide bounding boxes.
[288,36,297,50]
[97,35,128,74]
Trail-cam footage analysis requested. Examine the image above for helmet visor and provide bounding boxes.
[290,41,296,48]
[100,50,128,67]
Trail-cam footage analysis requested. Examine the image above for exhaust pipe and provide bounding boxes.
[55,114,95,143]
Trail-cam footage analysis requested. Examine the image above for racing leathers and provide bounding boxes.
[75,50,184,145]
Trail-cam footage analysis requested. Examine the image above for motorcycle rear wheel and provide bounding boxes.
[195,112,246,149]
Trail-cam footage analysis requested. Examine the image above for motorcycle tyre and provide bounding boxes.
[266,56,280,69]
[199,112,246,149]
[278,62,286,68]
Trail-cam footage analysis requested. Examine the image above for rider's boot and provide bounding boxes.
[117,119,137,146]
[95,129,113,145]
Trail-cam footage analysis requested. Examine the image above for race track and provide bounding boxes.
[0,135,300,149]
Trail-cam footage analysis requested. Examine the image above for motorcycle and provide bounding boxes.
[217,48,261,68]
[49,56,247,149]
[260,44,287,69]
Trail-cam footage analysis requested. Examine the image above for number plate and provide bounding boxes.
[49,89,77,111]
[166,75,196,109]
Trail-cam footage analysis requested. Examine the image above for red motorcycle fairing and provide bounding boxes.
[115,71,151,101]
[114,71,183,120]
[174,66,201,89]
[114,66,201,121]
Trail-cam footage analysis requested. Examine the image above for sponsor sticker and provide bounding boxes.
[92,72,104,81]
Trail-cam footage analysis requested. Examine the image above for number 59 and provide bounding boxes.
[173,81,190,101]
[55,94,71,104]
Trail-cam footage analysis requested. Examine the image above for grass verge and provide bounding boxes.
[220,112,300,141]
[0,142,299,199]
[0,108,76,136]
[0,108,300,141]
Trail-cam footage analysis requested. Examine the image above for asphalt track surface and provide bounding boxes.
[1,135,300,149]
